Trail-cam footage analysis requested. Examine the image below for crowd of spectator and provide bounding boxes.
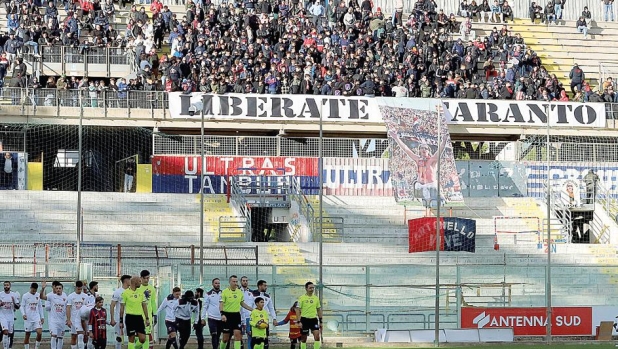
[0,0,614,103]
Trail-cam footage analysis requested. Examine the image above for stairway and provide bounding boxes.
[470,18,618,91]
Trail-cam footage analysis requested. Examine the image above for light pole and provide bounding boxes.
[200,108,205,285]
[545,103,552,343]
[434,101,442,347]
[318,102,324,304]
[76,90,84,279]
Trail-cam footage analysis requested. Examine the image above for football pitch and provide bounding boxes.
[339,345,618,349]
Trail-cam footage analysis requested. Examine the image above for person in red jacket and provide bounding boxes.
[88,297,108,349]
[276,302,301,349]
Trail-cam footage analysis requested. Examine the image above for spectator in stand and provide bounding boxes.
[569,63,585,94]
[554,0,565,20]
[544,1,557,24]
[582,6,592,25]
[478,0,491,22]
[529,2,543,23]
[576,16,588,39]
[501,1,513,22]
[602,77,615,90]
[603,0,614,22]
[490,0,501,22]
[458,0,470,17]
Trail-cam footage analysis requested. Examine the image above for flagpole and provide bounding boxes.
[434,100,442,347]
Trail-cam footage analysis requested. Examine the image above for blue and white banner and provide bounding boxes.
[443,217,476,252]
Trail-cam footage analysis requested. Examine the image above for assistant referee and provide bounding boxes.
[295,282,322,349]
[119,276,150,349]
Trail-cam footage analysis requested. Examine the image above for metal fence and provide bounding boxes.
[27,46,132,76]
[2,242,617,336]
[152,134,618,162]
[0,87,168,110]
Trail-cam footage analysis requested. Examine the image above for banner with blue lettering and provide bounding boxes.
[408,217,476,253]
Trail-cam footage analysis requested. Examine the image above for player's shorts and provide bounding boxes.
[207,318,223,336]
[71,318,85,334]
[165,320,177,334]
[24,320,42,333]
[48,321,66,337]
[80,306,94,321]
[252,337,266,345]
[125,314,146,337]
[300,317,319,335]
[0,318,14,333]
[221,312,242,334]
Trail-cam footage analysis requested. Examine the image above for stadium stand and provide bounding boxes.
[470,18,618,98]
[0,0,601,102]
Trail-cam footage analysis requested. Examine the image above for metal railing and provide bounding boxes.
[217,216,250,242]
[26,45,133,76]
[315,216,344,242]
[0,87,169,111]
[229,176,252,241]
[290,176,316,239]
[0,242,259,278]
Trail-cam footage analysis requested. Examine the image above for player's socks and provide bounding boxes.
[233,341,240,349]
[34,342,40,349]
[300,343,306,349]
[77,335,84,349]
[87,338,93,349]
[51,338,57,349]
[127,342,134,349]
[57,338,64,349]
[115,338,121,349]
[2,335,9,349]
[70,344,76,349]
[142,337,149,349]
[313,341,320,349]
[24,344,29,349]
[224,341,230,349]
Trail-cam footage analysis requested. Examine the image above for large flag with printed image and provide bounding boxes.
[379,99,463,207]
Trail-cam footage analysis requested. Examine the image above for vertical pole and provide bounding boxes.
[455,266,461,328]
[365,266,370,333]
[117,244,121,277]
[200,109,205,285]
[545,104,552,343]
[76,92,83,279]
[434,101,442,347]
[319,102,324,303]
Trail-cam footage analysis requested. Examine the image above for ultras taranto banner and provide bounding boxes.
[168,93,607,128]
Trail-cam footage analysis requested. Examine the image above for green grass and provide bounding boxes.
[340,345,617,349]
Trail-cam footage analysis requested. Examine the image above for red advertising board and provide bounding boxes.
[461,307,592,336]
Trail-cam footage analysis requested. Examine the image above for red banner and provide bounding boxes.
[153,156,319,176]
[408,218,438,253]
[461,307,592,336]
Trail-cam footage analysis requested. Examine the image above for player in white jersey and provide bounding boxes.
[40,281,67,349]
[157,287,181,349]
[110,275,131,349]
[0,281,21,349]
[66,281,88,349]
[80,282,98,349]
[21,283,44,349]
